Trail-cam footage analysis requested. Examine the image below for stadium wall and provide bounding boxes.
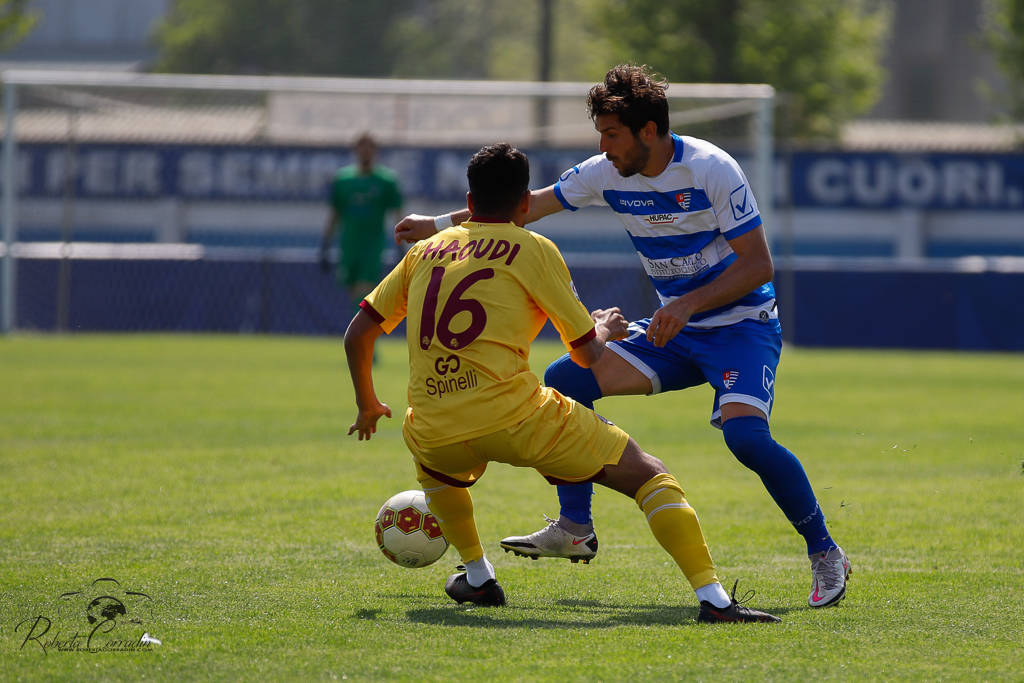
[14,249,1024,351]
[8,143,1024,258]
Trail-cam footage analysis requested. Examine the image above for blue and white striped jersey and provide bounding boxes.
[553,133,777,329]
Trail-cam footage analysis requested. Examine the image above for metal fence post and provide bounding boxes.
[2,80,18,334]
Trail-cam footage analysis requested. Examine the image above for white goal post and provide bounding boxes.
[0,69,774,333]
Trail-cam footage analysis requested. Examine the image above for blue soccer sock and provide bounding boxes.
[722,415,836,555]
[545,354,603,525]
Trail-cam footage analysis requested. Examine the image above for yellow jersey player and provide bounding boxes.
[344,143,779,622]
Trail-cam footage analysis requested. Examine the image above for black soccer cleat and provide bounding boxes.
[444,572,507,607]
[697,580,781,624]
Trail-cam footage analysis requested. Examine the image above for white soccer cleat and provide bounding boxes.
[499,515,598,564]
[808,546,851,608]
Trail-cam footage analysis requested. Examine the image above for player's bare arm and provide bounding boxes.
[319,207,339,271]
[570,307,629,368]
[647,226,774,347]
[393,185,565,244]
[344,309,392,440]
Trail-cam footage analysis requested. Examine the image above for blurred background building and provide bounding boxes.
[0,0,167,70]
[1,0,1021,349]
[1,0,1016,124]
[872,0,1005,122]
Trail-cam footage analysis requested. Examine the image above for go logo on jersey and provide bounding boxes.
[434,354,460,375]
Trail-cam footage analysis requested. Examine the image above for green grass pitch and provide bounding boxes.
[2,334,1022,680]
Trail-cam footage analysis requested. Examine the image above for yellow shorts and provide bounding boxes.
[403,386,629,487]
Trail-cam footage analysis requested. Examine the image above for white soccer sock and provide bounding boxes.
[695,582,731,608]
[465,556,496,588]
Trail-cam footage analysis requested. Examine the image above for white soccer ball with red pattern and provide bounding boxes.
[374,490,449,568]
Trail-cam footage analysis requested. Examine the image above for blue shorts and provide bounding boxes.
[606,318,783,428]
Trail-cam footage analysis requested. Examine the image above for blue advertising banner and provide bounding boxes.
[788,152,1024,210]
[6,142,1024,210]
[4,143,590,203]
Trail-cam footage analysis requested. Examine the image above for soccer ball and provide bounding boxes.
[374,490,449,568]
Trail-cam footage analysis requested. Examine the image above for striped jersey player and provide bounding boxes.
[555,133,776,332]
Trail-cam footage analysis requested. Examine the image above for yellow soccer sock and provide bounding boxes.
[635,473,719,590]
[417,474,483,563]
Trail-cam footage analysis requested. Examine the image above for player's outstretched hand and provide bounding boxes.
[394,214,437,245]
[591,307,629,342]
[647,298,694,347]
[348,402,392,441]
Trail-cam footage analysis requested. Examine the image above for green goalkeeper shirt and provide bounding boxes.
[329,164,403,259]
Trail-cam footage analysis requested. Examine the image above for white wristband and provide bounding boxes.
[433,213,454,232]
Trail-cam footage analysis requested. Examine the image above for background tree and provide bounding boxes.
[154,0,612,81]
[592,0,890,139]
[152,0,889,139]
[153,0,416,75]
[0,0,36,52]
[386,0,613,82]
[985,0,1024,121]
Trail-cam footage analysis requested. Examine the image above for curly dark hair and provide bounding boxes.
[466,143,530,216]
[587,64,670,137]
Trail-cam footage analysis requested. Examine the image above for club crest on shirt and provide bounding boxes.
[723,369,739,389]
[675,191,691,211]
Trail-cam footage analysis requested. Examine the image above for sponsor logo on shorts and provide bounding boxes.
[723,369,739,389]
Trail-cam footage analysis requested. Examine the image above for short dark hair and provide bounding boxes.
[354,132,376,148]
[466,143,530,216]
[587,64,670,137]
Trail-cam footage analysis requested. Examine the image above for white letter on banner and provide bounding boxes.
[807,159,848,204]
[896,160,937,205]
[2,150,32,193]
[850,159,891,205]
[121,151,162,195]
[179,151,214,197]
[940,161,980,206]
[275,154,305,195]
[985,162,1005,205]
[308,153,344,196]
[434,152,467,198]
[44,149,72,194]
[253,153,287,194]
[219,152,253,197]
[381,150,422,196]
[83,150,117,195]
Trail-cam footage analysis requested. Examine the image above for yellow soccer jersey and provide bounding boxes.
[361,221,597,448]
